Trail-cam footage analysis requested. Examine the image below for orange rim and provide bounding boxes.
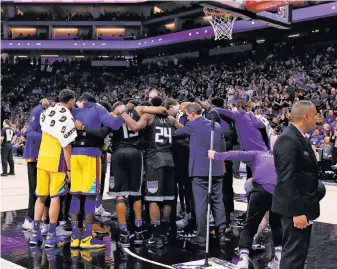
[203,7,229,16]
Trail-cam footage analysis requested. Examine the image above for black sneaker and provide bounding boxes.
[118,232,130,248]
[218,232,230,245]
[161,234,169,245]
[1,173,8,177]
[134,231,144,246]
[146,236,163,249]
[234,212,246,222]
[189,237,206,247]
[8,172,15,176]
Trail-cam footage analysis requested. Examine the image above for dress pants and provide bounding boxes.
[280,217,312,269]
[27,162,37,220]
[223,161,234,222]
[239,183,282,250]
[192,176,226,243]
[1,142,14,174]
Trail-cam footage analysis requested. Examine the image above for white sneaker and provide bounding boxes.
[268,249,281,269]
[251,243,265,251]
[56,224,72,237]
[22,218,33,231]
[176,213,190,229]
[41,223,49,236]
[209,213,215,227]
[95,205,112,217]
[235,256,249,269]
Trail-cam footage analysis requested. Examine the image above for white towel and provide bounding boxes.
[40,104,77,148]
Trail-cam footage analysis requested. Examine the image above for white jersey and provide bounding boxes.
[255,114,273,139]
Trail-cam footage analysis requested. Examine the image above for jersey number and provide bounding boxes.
[155,127,172,144]
[122,123,139,139]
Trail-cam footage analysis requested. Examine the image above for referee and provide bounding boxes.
[1,119,15,176]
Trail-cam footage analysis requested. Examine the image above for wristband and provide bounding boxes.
[67,169,71,172]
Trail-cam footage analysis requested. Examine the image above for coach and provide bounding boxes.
[174,103,227,247]
[273,100,325,269]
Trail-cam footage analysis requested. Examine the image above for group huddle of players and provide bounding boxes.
[28,88,222,250]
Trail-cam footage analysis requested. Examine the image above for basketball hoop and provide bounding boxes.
[203,7,237,40]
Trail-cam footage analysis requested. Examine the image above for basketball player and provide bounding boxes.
[29,89,77,248]
[22,99,49,231]
[123,97,183,248]
[69,92,125,249]
[109,100,170,247]
[1,119,15,176]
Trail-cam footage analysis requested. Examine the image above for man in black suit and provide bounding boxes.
[273,100,325,269]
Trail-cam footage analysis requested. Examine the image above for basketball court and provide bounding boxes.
[1,1,337,269]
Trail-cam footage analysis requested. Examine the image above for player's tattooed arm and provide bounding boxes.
[168,116,183,129]
[138,106,168,116]
[122,113,151,132]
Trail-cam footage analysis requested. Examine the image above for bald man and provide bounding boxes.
[149,89,160,101]
[22,99,50,230]
[273,100,325,269]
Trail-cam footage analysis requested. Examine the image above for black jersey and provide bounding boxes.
[112,108,141,150]
[1,127,14,143]
[143,115,174,168]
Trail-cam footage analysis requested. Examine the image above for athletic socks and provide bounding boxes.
[239,248,249,259]
[71,221,81,239]
[135,219,142,232]
[33,220,41,232]
[48,223,57,234]
[119,224,128,233]
[151,220,161,238]
[83,224,93,238]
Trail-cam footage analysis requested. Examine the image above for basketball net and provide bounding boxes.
[203,7,237,40]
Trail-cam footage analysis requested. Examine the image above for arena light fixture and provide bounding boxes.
[41,55,59,57]
[288,34,300,38]
[101,56,109,58]
[257,39,265,44]
[75,56,85,58]
[158,38,162,41]
[17,55,28,58]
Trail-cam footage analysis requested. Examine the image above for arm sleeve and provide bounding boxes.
[274,135,304,216]
[214,151,255,162]
[84,126,110,139]
[98,106,123,130]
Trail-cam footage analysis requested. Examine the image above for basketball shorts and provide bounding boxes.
[36,168,68,198]
[144,166,175,202]
[109,147,143,197]
[70,155,101,195]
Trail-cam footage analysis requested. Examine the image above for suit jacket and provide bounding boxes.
[174,116,223,177]
[272,124,320,221]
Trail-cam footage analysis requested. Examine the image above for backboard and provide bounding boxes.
[199,0,303,29]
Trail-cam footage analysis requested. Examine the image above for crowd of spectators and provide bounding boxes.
[1,41,337,179]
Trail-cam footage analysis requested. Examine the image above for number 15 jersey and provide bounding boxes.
[143,115,174,169]
[111,108,141,150]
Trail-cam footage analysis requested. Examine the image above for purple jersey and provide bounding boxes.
[214,150,276,194]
